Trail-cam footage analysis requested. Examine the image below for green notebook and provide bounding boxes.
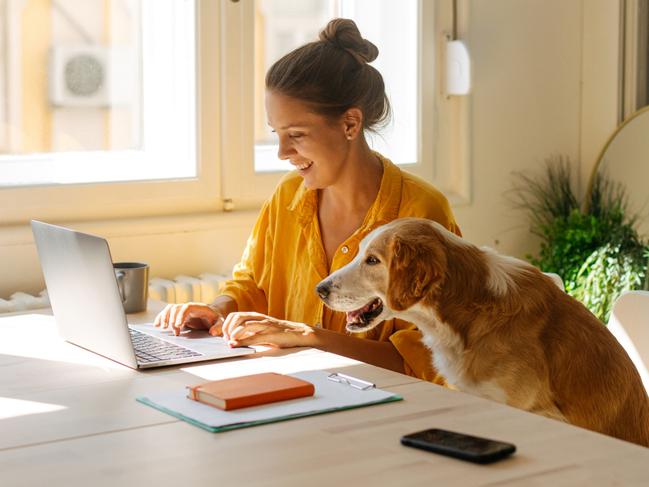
[136,370,402,433]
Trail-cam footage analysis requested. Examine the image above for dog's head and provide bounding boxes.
[316,218,449,333]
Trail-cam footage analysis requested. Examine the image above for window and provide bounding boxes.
[222,0,469,209]
[622,0,649,116]
[223,0,434,206]
[0,0,468,224]
[637,1,649,109]
[1,0,195,186]
[253,0,418,172]
[0,0,220,224]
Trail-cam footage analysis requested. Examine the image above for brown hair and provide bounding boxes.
[265,18,391,132]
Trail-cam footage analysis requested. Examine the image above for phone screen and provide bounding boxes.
[401,428,516,463]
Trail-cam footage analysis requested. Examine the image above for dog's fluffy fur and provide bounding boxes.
[317,217,649,447]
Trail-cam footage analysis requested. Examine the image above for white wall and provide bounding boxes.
[455,0,583,254]
[453,0,619,256]
[0,0,622,299]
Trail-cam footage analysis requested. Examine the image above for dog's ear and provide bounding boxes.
[387,234,445,311]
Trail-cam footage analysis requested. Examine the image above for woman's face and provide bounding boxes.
[265,90,350,190]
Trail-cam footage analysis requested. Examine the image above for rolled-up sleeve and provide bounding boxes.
[389,321,447,385]
[219,201,272,314]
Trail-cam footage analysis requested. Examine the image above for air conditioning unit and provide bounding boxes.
[49,45,134,108]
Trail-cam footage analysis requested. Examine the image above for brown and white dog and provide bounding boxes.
[316,217,649,447]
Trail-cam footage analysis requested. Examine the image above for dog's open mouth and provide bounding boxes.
[346,298,384,330]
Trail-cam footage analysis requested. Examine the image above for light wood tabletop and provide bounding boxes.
[1,305,648,486]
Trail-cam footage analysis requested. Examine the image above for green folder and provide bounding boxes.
[136,370,403,433]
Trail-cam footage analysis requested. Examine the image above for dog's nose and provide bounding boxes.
[316,282,330,300]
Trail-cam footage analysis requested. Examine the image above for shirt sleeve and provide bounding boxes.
[388,321,447,385]
[218,201,272,314]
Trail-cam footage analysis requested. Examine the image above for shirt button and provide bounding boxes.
[341,246,349,254]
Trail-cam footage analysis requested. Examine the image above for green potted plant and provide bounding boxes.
[509,156,649,322]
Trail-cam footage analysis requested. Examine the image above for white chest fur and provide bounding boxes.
[420,321,465,386]
[407,306,509,404]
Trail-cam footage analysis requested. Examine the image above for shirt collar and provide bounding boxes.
[287,152,403,229]
[286,177,316,226]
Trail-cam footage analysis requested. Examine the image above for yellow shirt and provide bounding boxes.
[220,154,461,383]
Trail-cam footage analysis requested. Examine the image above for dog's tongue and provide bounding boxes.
[346,302,372,323]
[346,310,362,322]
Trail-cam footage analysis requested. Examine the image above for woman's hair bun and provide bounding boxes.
[318,18,379,65]
[267,17,391,132]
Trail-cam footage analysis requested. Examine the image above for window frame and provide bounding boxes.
[0,0,472,226]
[220,0,472,210]
[0,0,223,226]
[621,0,649,117]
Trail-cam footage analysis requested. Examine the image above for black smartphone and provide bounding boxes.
[400,428,516,464]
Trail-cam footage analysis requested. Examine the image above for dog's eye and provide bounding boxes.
[365,255,380,265]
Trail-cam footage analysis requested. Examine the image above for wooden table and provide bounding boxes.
[1,306,648,486]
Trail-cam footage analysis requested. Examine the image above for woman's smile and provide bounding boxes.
[293,160,314,171]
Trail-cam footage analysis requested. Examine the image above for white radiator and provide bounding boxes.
[0,273,229,314]
[0,291,50,314]
[148,273,229,304]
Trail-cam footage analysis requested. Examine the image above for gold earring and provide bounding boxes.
[346,134,352,140]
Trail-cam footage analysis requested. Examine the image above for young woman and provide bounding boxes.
[154,19,461,382]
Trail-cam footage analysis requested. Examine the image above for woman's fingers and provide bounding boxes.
[220,314,314,348]
[221,312,265,340]
[208,317,224,336]
[171,303,199,335]
[229,322,295,347]
[185,317,211,330]
[154,303,221,335]
[169,304,185,334]
[153,304,174,329]
[230,333,279,348]
[228,321,268,341]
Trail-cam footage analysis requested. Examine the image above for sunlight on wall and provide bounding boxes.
[0,397,66,420]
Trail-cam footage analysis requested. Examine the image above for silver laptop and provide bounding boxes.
[31,220,255,369]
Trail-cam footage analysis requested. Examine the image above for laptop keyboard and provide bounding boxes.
[129,328,202,363]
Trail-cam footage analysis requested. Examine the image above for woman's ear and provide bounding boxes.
[387,234,444,311]
[342,107,363,140]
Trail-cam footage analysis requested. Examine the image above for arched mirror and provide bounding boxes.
[586,105,649,238]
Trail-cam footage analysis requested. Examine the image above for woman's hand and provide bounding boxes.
[153,302,224,336]
[221,312,316,348]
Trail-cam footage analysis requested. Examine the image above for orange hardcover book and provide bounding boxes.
[187,372,315,411]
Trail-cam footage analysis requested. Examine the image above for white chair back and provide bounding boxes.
[544,272,565,291]
[607,290,649,392]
